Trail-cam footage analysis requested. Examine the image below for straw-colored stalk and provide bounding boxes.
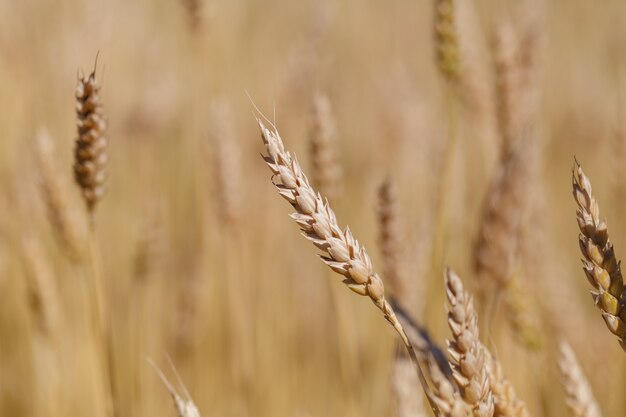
[558,341,602,417]
[257,118,439,413]
[572,162,626,350]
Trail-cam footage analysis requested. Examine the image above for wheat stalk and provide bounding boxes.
[558,341,602,417]
[256,117,440,414]
[74,65,108,217]
[572,161,626,350]
[445,267,494,417]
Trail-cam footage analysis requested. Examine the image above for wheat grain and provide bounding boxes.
[484,350,529,417]
[73,65,108,216]
[445,267,494,417]
[572,161,626,350]
[558,341,602,417]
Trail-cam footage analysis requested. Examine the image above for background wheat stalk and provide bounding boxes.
[572,162,626,350]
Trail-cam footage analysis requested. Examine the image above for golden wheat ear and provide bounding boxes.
[256,114,442,415]
[572,161,626,351]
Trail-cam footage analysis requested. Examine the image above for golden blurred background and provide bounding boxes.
[1,0,626,416]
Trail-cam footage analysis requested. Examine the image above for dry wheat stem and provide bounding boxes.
[257,118,440,415]
[558,341,602,417]
[572,162,626,350]
[445,268,494,417]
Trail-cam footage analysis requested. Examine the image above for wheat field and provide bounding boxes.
[1,0,626,416]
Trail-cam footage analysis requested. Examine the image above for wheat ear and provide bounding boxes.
[257,118,439,414]
[484,350,529,417]
[208,100,242,229]
[558,341,602,417]
[434,0,460,82]
[377,178,406,296]
[445,268,494,417]
[34,128,84,261]
[308,92,342,201]
[572,161,626,350]
[74,65,108,217]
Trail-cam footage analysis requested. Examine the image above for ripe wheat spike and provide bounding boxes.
[572,161,626,350]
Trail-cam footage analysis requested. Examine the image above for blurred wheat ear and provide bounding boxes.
[34,128,85,261]
[73,65,108,219]
[558,341,602,417]
[308,92,342,201]
[434,0,460,83]
[572,162,626,351]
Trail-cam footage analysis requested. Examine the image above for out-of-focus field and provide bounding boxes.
[1,1,626,417]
